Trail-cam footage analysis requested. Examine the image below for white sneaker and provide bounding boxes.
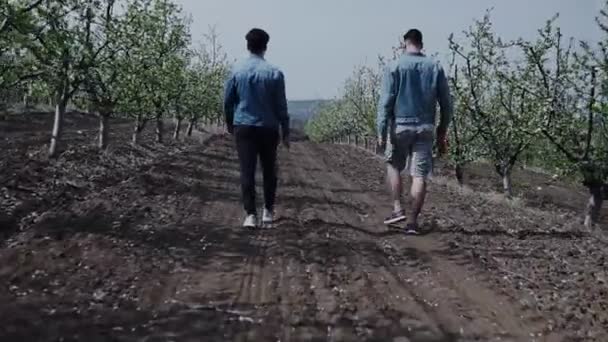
[243,215,257,228]
[262,209,273,227]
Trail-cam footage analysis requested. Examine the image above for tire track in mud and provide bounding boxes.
[273,146,338,341]
[309,143,542,341]
[177,137,301,341]
[142,137,274,333]
[279,143,446,341]
[307,144,452,340]
[273,144,386,340]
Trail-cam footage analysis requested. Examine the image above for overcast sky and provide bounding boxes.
[175,0,602,100]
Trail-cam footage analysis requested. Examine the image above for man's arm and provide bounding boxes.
[223,74,238,133]
[275,71,290,141]
[377,65,397,144]
[436,64,452,137]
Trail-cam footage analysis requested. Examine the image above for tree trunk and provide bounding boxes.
[155,116,163,143]
[455,163,465,186]
[186,118,196,137]
[584,184,604,228]
[98,113,110,150]
[23,82,32,109]
[173,116,182,140]
[49,99,67,158]
[0,102,6,121]
[132,114,143,145]
[502,171,513,197]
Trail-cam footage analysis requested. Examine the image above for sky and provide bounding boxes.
[176,0,602,100]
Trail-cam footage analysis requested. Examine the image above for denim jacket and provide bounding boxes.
[377,52,452,139]
[224,54,289,135]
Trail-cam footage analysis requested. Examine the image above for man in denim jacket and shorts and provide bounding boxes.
[377,29,452,234]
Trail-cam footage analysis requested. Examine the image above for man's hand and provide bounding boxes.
[377,136,386,150]
[436,132,449,157]
[376,137,386,153]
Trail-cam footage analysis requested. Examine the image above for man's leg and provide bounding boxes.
[384,133,408,224]
[259,128,280,212]
[235,126,258,216]
[407,177,427,226]
[406,132,433,227]
[387,164,403,213]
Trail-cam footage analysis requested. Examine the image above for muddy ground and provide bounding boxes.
[1,112,607,341]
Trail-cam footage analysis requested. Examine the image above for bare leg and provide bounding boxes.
[407,176,427,225]
[387,164,403,212]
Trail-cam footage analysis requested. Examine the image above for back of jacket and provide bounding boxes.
[224,55,289,133]
[377,52,451,138]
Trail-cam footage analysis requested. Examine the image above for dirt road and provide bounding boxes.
[1,125,606,341]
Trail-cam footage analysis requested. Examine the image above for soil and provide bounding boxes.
[1,112,607,341]
[433,160,608,226]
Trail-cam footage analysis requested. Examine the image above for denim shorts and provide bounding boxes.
[385,129,434,178]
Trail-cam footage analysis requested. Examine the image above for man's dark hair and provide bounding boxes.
[246,28,270,54]
[404,29,423,47]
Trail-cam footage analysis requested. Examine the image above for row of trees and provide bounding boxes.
[1,0,228,155]
[304,46,421,142]
[305,8,608,227]
[304,63,382,142]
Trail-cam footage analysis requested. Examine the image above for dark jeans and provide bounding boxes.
[234,126,280,215]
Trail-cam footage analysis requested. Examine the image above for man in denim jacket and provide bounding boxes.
[377,29,452,234]
[224,28,290,228]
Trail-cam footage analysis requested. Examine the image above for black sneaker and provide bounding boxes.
[404,223,420,235]
[384,210,407,225]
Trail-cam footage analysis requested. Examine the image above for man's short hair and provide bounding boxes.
[246,28,270,54]
[404,29,423,47]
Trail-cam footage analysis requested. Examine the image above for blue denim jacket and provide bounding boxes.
[377,52,452,139]
[224,54,289,135]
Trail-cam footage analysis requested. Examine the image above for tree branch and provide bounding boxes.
[23,0,44,13]
[528,46,551,94]
[0,0,43,33]
[508,141,530,168]
[584,68,597,160]
[542,129,579,162]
